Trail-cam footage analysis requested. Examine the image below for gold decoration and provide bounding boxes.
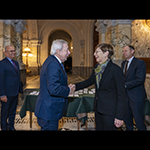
[145,19,150,28]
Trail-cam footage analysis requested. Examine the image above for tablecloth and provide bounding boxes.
[20,90,95,125]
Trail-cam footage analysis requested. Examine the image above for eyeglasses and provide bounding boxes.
[6,50,16,53]
[94,50,101,55]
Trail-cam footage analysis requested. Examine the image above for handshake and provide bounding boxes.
[68,84,76,94]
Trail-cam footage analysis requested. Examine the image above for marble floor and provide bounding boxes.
[15,73,96,131]
[1,73,150,131]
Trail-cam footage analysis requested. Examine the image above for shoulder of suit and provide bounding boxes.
[43,55,55,64]
[133,57,145,65]
[50,55,60,64]
[48,55,58,61]
[136,57,144,62]
[110,61,122,71]
[45,55,61,68]
[0,57,7,63]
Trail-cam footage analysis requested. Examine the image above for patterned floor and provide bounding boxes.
[14,111,96,131]
[1,74,150,131]
[15,74,96,131]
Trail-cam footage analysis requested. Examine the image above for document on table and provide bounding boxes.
[29,91,39,95]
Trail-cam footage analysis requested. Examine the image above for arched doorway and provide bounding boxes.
[48,30,73,73]
[38,20,95,77]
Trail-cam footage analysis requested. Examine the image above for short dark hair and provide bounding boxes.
[128,45,135,51]
[95,43,114,59]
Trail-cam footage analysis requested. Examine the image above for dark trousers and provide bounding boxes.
[37,118,58,130]
[95,109,117,130]
[124,99,146,130]
[1,95,18,130]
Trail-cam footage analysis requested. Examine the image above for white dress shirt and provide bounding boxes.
[127,56,134,70]
[124,56,134,73]
[124,56,134,88]
[54,55,62,64]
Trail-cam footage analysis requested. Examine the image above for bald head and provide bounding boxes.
[4,45,16,60]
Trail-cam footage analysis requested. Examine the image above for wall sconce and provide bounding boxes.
[22,47,33,74]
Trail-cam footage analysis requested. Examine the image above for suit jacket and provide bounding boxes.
[0,57,23,97]
[35,55,70,121]
[121,57,147,102]
[75,60,127,120]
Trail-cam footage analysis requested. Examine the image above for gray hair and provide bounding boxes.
[50,39,68,55]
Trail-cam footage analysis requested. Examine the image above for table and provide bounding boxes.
[19,89,95,130]
[20,95,37,129]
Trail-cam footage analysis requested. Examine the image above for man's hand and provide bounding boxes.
[68,84,76,94]
[114,118,124,128]
[0,95,7,102]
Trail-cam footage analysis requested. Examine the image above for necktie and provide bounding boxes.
[11,59,18,73]
[61,63,67,77]
[61,63,65,71]
[124,60,129,76]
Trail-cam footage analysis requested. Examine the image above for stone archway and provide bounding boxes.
[48,29,73,73]
[48,29,72,56]
[39,20,82,76]
[38,20,95,77]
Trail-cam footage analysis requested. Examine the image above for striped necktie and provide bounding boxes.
[11,59,18,73]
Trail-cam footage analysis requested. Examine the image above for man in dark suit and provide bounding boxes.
[0,45,23,130]
[35,39,74,130]
[72,43,127,130]
[122,45,146,130]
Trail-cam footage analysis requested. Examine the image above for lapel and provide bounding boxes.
[4,57,18,74]
[99,60,112,89]
[125,57,136,79]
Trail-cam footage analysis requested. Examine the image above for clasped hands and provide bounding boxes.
[68,84,76,94]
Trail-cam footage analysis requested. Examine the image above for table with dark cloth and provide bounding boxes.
[19,90,95,129]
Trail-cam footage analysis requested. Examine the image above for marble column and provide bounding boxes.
[0,21,5,60]
[3,20,27,86]
[79,39,86,77]
[0,20,21,60]
[95,20,107,43]
[15,20,27,86]
[112,20,132,65]
[95,19,133,66]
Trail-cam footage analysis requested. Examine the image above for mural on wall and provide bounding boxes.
[132,20,150,58]
[105,26,131,48]
[105,25,131,61]
[110,26,131,48]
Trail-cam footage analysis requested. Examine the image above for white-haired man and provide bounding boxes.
[35,39,75,130]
